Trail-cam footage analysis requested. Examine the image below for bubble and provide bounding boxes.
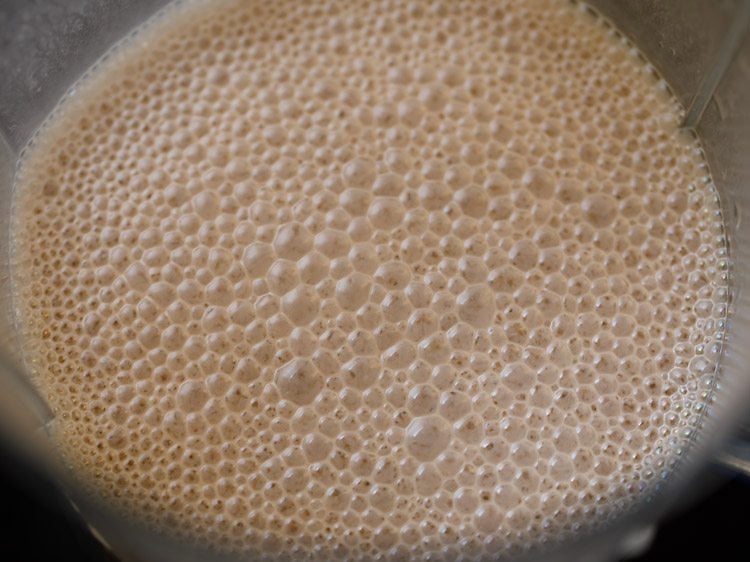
[454,414,483,444]
[124,262,149,292]
[368,198,406,231]
[457,285,496,329]
[500,363,535,392]
[273,223,313,260]
[266,260,299,295]
[282,286,320,326]
[205,277,233,306]
[297,252,330,284]
[509,240,539,271]
[415,463,442,496]
[177,380,209,413]
[243,243,275,277]
[474,504,503,534]
[405,416,451,462]
[418,84,448,112]
[418,333,451,365]
[498,151,527,180]
[343,158,377,188]
[275,359,323,405]
[340,188,372,217]
[374,262,412,290]
[549,455,574,482]
[315,229,352,258]
[342,356,380,390]
[418,181,451,211]
[454,186,489,218]
[406,385,439,416]
[522,167,555,199]
[581,193,617,228]
[302,433,332,462]
[193,191,220,220]
[336,273,371,311]
[347,243,378,275]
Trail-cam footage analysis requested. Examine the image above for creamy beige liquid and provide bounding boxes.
[12,0,728,559]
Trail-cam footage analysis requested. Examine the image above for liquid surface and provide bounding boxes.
[13,0,728,559]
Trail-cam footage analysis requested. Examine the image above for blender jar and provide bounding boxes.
[1,1,750,560]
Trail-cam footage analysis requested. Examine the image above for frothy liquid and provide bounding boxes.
[13,0,728,559]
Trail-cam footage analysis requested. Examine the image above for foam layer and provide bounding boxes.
[12,0,728,559]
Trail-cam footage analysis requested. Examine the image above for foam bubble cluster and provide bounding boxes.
[13,0,728,559]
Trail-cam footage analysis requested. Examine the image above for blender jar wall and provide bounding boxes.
[0,0,172,150]
[588,0,750,490]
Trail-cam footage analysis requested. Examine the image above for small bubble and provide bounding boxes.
[275,358,323,405]
[343,158,377,188]
[273,223,313,260]
[176,380,209,413]
[405,416,451,462]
